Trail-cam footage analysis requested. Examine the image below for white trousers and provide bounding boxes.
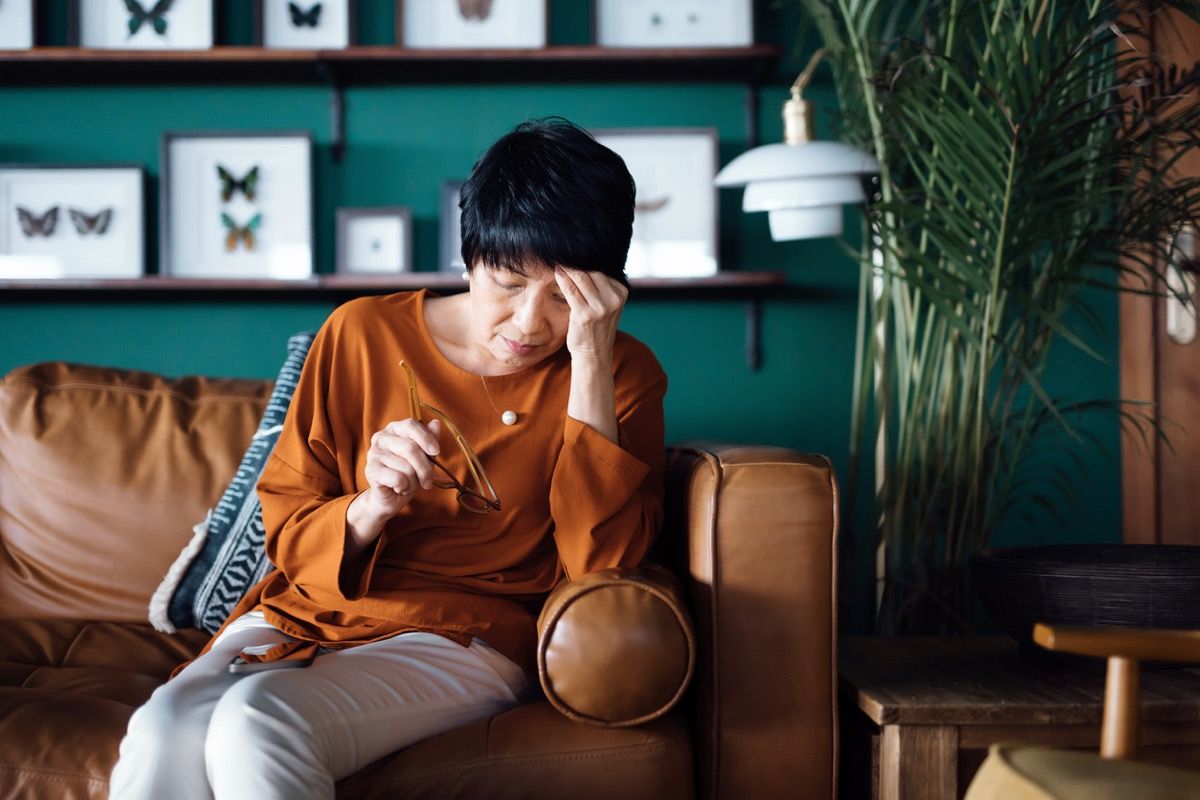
[109,611,528,800]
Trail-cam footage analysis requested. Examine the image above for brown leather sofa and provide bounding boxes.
[0,361,839,800]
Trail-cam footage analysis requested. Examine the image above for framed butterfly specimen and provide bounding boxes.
[253,0,355,49]
[438,180,466,275]
[592,128,720,278]
[70,0,214,50]
[336,207,412,275]
[398,0,547,49]
[595,0,752,48]
[160,131,313,280]
[0,165,146,280]
[0,1,36,50]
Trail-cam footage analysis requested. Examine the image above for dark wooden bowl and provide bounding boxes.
[970,545,1200,656]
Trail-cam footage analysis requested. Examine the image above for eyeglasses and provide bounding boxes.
[400,360,501,513]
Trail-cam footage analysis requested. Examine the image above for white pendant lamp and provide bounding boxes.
[715,49,879,241]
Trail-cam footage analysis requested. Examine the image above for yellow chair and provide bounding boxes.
[964,624,1200,800]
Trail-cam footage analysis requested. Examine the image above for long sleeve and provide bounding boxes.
[548,354,667,581]
[256,308,387,602]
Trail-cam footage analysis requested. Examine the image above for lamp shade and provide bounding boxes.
[715,141,879,240]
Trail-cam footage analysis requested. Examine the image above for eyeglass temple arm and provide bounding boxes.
[399,360,498,503]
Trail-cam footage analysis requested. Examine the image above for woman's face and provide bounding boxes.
[466,263,571,372]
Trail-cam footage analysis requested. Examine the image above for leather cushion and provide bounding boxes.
[964,743,1200,800]
[337,702,693,800]
[0,362,270,621]
[536,566,695,727]
[0,620,208,800]
[0,619,691,800]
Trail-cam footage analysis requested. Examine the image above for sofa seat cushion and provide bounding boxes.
[1,620,693,800]
[338,702,694,800]
[0,620,208,800]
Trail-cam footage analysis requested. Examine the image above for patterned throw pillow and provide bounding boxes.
[149,331,315,635]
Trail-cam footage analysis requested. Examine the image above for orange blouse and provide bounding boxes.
[199,290,667,674]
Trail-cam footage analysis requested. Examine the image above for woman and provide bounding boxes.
[109,118,667,799]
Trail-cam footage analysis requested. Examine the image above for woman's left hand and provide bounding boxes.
[554,268,628,368]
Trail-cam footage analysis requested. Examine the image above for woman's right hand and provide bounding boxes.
[346,417,443,554]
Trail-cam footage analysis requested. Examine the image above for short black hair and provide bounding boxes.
[460,117,635,286]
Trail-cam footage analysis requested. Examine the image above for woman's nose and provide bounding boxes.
[513,297,547,334]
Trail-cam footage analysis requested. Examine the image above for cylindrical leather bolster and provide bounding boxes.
[536,565,696,728]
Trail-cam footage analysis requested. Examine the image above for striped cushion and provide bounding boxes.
[148,331,315,634]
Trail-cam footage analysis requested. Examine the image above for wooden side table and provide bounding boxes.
[839,636,1200,800]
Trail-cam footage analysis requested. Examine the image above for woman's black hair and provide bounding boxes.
[459,117,635,287]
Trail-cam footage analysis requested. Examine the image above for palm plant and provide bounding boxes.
[795,0,1200,632]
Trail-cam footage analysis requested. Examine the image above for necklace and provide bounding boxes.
[480,374,518,425]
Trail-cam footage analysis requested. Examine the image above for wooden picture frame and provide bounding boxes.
[0,164,147,280]
[159,130,314,279]
[592,127,720,278]
[397,0,549,50]
[252,0,357,49]
[336,207,413,274]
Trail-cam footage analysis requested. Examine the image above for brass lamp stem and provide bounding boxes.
[784,48,826,145]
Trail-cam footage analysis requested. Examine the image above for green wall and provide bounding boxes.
[0,1,1121,632]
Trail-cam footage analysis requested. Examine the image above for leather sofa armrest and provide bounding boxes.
[536,564,696,728]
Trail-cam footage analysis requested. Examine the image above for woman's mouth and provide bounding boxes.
[501,336,538,356]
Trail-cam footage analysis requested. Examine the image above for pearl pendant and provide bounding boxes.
[501,410,517,426]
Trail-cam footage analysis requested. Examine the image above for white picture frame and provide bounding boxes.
[160,132,313,280]
[336,207,413,274]
[595,0,753,48]
[439,180,466,274]
[399,0,548,50]
[0,165,146,280]
[593,128,719,278]
[255,0,355,49]
[0,1,36,49]
[72,0,215,50]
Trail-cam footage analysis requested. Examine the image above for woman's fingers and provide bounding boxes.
[368,418,446,492]
[556,267,627,314]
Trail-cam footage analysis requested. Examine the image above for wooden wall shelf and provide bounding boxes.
[0,271,786,299]
[0,45,780,85]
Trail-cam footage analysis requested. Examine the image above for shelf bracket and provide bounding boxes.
[745,299,763,371]
[744,83,760,148]
[316,61,346,164]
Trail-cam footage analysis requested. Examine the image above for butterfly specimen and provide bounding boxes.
[457,0,494,21]
[221,212,262,252]
[16,206,59,238]
[288,2,323,27]
[217,165,259,202]
[124,0,175,37]
[68,208,114,236]
[635,196,671,213]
